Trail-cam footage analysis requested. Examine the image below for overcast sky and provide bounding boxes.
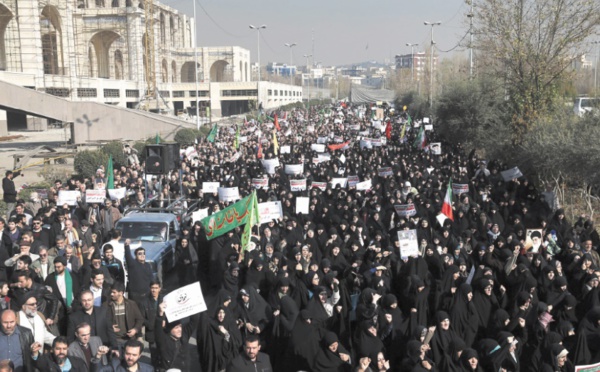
[164,0,471,66]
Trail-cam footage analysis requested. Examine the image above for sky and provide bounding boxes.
[163,0,471,67]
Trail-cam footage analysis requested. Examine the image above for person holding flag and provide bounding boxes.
[441,178,454,221]
[207,123,218,143]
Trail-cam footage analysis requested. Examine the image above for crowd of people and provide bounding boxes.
[0,102,598,372]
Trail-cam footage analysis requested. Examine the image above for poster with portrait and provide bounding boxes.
[397,229,419,258]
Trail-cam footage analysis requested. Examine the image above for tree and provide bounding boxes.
[474,0,600,143]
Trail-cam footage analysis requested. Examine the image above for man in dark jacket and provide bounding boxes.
[0,309,35,372]
[138,280,163,366]
[154,301,199,371]
[67,290,118,351]
[3,171,17,217]
[107,282,144,351]
[226,335,273,372]
[123,240,153,305]
[93,339,154,372]
[32,336,90,372]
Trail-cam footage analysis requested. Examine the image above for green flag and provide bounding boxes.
[201,192,259,240]
[155,134,160,144]
[106,155,114,189]
[241,191,260,251]
[406,113,412,126]
[234,125,240,150]
[207,124,218,143]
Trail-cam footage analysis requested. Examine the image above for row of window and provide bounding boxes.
[45,88,274,99]
[268,89,302,97]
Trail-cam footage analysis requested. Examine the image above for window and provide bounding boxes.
[77,88,97,97]
[268,89,272,96]
[46,88,70,97]
[103,89,120,98]
[159,90,170,98]
[221,90,258,97]
[189,90,209,97]
[126,89,140,98]
[172,91,185,98]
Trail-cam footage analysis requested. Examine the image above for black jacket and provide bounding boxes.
[226,351,273,372]
[139,293,164,343]
[1,326,35,372]
[2,177,16,203]
[66,305,118,349]
[124,243,153,294]
[154,313,199,370]
[32,353,89,372]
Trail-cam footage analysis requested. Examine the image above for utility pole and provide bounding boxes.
[304,54,312,109]
[406,43,419,82]
[424,21,442,110]
[593,41,600,94]
[249,24,267,82]
[468,0,475,78]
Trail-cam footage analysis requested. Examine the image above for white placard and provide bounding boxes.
[356,180,372,191]
[261,159,280,174]
[423,117,430,123]
[317,137,329,144]
[252,178,269,190]
[58,190,79,206]
[348,175,360,187]
[311,144,326,153]
[330,178,348,188]
[218,187,240,202]
[317,154,331,163]
[452,183,469,196]
[285,164,304,175]
[501,167,523,182]
[425,124,433,131]
[290,179,307,192]
[107,188,126,201]
[258,201,283,224]
[202,182,220,194]
[296,197,310,214]
[398,229,419,258]
[394,204,417,217]
[85,190,105,204]
[339,154,346,163]
[429,142,441,155]
[192,208,209,223]
[280,145,291,154]
[164,282,207,322]
[311,182,327,191]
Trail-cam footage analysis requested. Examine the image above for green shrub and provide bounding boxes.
[174,128,201,145]
[37,167,72,183]
[74,150,108,179]
[102,141,127,167]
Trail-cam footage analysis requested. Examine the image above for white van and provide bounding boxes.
[574,97,599,117]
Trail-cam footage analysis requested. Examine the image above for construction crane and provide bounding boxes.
[138,0,170,114]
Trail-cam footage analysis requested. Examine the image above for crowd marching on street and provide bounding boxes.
[0,102,597,372]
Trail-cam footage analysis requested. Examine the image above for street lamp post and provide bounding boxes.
[304,54,312,108]
[249,24,267,82]
[406,43,419,82]
[424,21,442,110]
[284,42,297,85]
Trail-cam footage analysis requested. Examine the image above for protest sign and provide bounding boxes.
[356,180,372,191]
[452,183,469,197]
[501,167,524,182]
[191,208,209,224]
[285,164,304,175]
[330,178,348,188]
[290,179,307,192]
[425,124,433,131]
[394,204,417,217]
[423,117,430,123]
[261,159,280,174]
[525,229,544,253]
[164,282,207,322]
[311,144,326,153]
[58,190,79,206]
[258,201,283,224]
[378,167,393,177]
[311,181,327,191]
[36,189,49,200]
[339,154,346,163]
[252,177,269,190]
[202,182,220,194]
[280,145,291,154]
[296,197,310,214]
[218,187,240,202]
[108,188,126,201]
[359,140,372,150]
[317,154,331,163]
[348,175,360,187]
[429,142,441,154]
[398,230,419,258]
[317,136,328,144]
[85,189,105,204]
